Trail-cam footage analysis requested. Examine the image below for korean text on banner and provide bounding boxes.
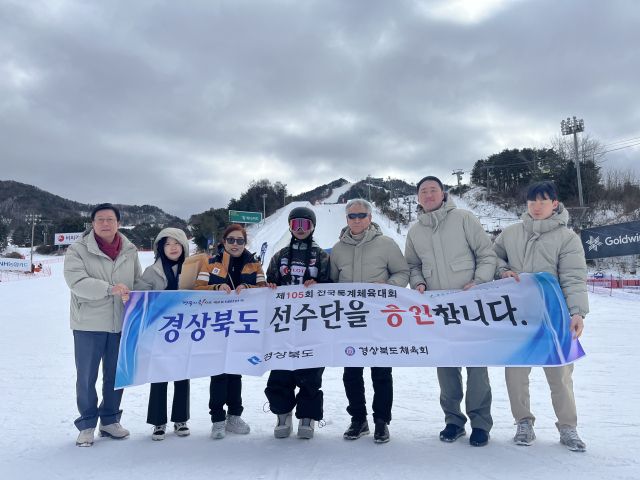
[116,273,585,388]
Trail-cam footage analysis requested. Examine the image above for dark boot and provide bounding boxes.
[373,419,390,444]
[343,419,370,440]
[470,428,490,447]
[439,423,466,442]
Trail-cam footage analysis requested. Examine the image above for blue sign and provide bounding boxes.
[260,242,268,265]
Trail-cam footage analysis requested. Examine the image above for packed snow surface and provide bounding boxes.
[2,204,640,480]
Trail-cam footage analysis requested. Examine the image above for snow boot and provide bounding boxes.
[514,421,535,446]
[76,427,95,447]
[439,424,466,443]
[297,418,315,439]
[211,421,226,439]
[274,412,293,438]
[226,415,250,434]
[152,424,166,441]
[343,419,370,440]
[470,428,490,447]
[98,422,130,440]
[174,422,190,437]
[373,419,390,444]
[560,428,586,452]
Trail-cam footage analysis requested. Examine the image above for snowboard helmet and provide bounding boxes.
[288,206,316,232]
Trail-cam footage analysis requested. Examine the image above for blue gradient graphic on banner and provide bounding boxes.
[506,273,585,365]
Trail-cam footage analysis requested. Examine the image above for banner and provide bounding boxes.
[115,273,585,388]
[55,232,82,245]
[581,220,640,259]
[0,259,31,271]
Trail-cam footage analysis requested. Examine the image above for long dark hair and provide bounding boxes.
[156,236,186,290]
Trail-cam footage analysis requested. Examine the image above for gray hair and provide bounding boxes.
[345,199,372,216]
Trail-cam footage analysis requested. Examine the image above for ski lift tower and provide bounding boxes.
[452,169,464,187]
[561,116,585,207]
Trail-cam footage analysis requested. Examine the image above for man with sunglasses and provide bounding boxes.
[265,206,331,439]
[330,199,409,444]
[405,176,497,447]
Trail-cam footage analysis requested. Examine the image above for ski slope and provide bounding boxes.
[2,200,640,480]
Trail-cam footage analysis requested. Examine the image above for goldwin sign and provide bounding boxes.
[580,221,640,259]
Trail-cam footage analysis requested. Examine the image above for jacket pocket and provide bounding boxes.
[422,268,432,278]
[450,259,475,272]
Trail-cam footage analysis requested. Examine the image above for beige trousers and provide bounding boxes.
[505,364,577,431]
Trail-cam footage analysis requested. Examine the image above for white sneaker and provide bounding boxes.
[274,412,293,438]
[560,428,586,452]
[514,421,535,446]
[98,422,130,440]
[211,421,226,439]
[152,424,166,441]
[297,418,315,439]
[76,428,95,447]
[174,422,190,437]
[226,415,250,434]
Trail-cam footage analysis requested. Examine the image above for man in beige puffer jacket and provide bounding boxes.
[493,181,588,452]
[405,176,496,447]
[63,203,142,447]
[330,199,409,444]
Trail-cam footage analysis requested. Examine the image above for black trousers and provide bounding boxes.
[146,380,190,426]
[265,368,325,420]
[343,367,393,424]
[209,374,243,423]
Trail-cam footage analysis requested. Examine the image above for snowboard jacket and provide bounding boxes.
[493,204,589,317]
[405,194,496,290]
[194,249,266,290]
[266,239,332,286]
[329,222,409,286]
[134,228,190,291]
[64,229,142,333]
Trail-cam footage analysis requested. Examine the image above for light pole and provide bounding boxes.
[41,220,53,246]
[25,213,42,270]
[367,175,372,201]
[261,194,267,224]
[561,116,585,207]
[396,195,401,234]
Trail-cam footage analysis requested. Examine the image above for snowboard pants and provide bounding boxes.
[73,330,123,431]
[209,374,243,423]
[437,367,493,432]
[265,368,325,420]
[146,380,190,426]
[505,364,577,430]
[343,367,393,424]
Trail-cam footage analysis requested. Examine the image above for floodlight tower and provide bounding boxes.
[561,116,585,207]
[25,213,42,270]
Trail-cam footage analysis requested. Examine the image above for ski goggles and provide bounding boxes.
[289,218,314,232]
[347,212,368,220]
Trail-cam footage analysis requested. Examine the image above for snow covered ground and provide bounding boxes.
[2,203,640,479]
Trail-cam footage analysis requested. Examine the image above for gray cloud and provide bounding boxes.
[1,0,638,218]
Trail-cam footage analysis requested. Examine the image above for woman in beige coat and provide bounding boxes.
[494,181,588,452]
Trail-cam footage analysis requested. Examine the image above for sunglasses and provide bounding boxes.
[347,213,368,220]
[225,237,246,245]
[289,218,314,232]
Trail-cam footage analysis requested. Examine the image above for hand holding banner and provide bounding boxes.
[115,273,585,389]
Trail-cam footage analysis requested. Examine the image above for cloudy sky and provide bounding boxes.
[1,0,639,219]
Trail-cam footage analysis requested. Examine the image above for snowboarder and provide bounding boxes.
[63,203,142,447]
[494,181,588,452]
[330,199,409,444]
[404,176,497,447]
[194,225,266,440]
[264,206,331,439]
[123,228,192,441]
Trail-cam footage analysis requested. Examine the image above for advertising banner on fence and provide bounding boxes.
[54,232,83,245]
[115,273,585,388]
[0,259,31,271]
[581,220,640,259]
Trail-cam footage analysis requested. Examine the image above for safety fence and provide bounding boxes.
[0,266,52,283]
[587,276,640,296]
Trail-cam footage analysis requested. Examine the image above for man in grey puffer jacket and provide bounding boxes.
[405,176,496,447]
[330,199,409,444]
[63,203,142,447]
[494,181,588,452]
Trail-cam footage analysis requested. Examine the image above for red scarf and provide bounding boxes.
[94,232,123,261]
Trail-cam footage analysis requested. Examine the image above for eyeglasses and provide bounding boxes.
[225,237,246,245]
[347,213,368,220]
[289,218,313,232]
[94,218,117,225]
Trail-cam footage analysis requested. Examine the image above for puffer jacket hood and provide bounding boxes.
[134,228,191,290]
[416,193,457,230]
[520,203,569,236]
[153,227,190,260]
